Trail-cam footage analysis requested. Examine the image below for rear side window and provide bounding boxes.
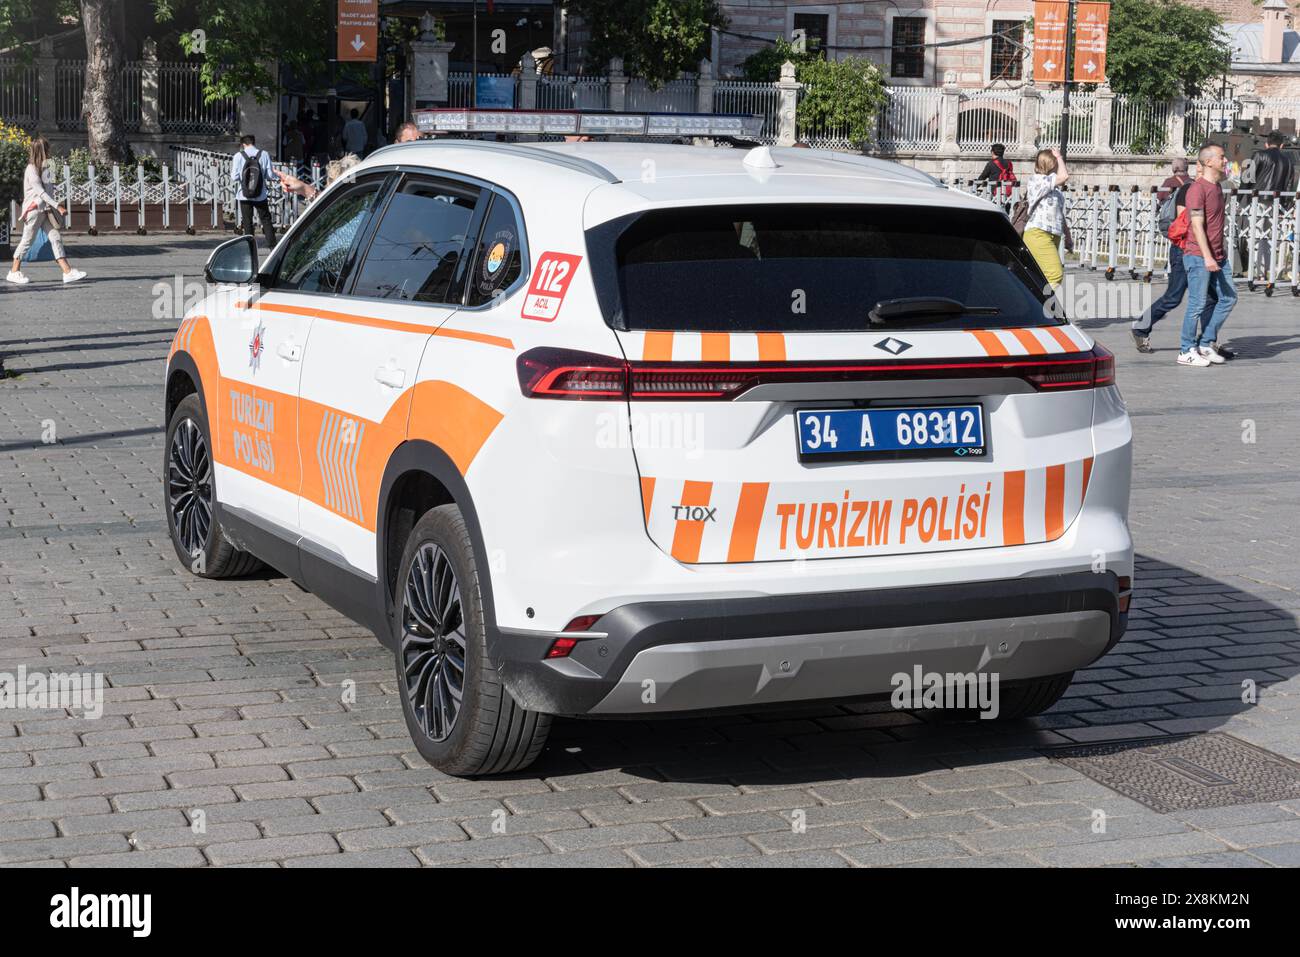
[352,178,480,303]
[596,205,1054,332]
[465,194,525,307]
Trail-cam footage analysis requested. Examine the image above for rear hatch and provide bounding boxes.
[568,203,1108,563]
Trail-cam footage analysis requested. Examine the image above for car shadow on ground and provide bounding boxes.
[518,553,1299,787]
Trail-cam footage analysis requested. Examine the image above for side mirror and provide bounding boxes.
[204,235,259,285]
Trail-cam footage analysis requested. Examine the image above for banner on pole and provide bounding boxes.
[1032,1,1070,84]
[1073,2,1111,82]
[337,0,378,63]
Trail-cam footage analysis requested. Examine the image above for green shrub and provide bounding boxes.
[0,120,32,206]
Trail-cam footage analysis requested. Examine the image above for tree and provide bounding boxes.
[154,0,334,103]
[563,0,726,87]
[1105,0,1230,100]
[80,0,134,164]
[742,40,887,149]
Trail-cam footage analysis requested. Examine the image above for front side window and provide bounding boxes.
[351,178,480,303]
[601,204,1053,332]
[275,182,384,293]
[891,17,926,79]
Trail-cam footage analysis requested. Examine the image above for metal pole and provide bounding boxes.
[1060,0,1075,158]
[472,1,479,108]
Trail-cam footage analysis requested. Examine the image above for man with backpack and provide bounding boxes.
[977,143,1015,200]
[230,134,276,248]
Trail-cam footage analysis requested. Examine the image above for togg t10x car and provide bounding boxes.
[165,138,1132,775]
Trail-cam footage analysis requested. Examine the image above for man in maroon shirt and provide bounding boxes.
[1178,143,1238,367]
[1156,157,1191,203]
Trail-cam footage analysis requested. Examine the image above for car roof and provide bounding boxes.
[359,140,999,218]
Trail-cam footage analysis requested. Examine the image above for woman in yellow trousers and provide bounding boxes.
[1022,147,1069,290]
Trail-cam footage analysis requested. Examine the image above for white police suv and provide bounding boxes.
[166,134,1132,775]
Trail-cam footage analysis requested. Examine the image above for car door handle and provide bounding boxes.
[277,341,302,362]
[374,367,405,389]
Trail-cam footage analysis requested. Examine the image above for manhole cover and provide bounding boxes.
[1045,733,1300,813]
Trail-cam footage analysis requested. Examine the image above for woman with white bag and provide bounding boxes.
[6,135,86,285]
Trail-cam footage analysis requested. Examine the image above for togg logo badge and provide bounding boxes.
[875,336,912,355]
[249,321,265,372]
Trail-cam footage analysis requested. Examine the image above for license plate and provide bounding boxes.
[796,405,986,460]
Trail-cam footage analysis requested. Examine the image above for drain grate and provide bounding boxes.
[1045,733,1300,813]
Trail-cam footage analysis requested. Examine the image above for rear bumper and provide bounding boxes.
[490,570,1125,716]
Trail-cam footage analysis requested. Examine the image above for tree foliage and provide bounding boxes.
[563,0,726,87]
[1105,0,1230,100]
[742,40,887,148]
[154,0,334,102]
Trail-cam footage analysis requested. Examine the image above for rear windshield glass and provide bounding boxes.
[605,204,1053,332]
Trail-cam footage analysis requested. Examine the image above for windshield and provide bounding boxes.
[594,204,1055,332]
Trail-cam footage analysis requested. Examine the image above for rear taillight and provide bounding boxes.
[517,342,1117,401]
[1117,575,1132,614]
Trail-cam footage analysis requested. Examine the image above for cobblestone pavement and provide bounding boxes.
[1,237,1298,868]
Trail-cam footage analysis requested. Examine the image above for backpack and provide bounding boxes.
[1157,192,1180,239]
[1011,192,1045,235]
[240,150,265,199]
[992,159,1014,197]
[1167,207,1191,249]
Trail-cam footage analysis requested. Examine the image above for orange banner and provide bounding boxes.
[1032,1,1069,84]
[1073,1,1110,82]
[337,0,378,63]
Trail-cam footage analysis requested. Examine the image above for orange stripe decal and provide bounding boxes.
[640,476,656,526]
[433,327,514,350]
[757,333,786,361]
[971,330,1009,357]
[1044,326,1077,352]
[1044,464,1066,540]
[727,482,769,563]
[670,480,713,564]
[1081,456,1094,505]
[1002,470,1025,546]
[701,333,730,362]
[1010,328,1048,355]
[643,331,674,361]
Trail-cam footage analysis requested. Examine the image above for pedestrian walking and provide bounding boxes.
[1156,157,1191,203]
[1178,143,1238,367]
[1245,130,1296,280]
[1131,160,1226,355]
[6,134,86,285]
[341,109,368,157]
[1020,147,1070,291]
[977,143,1015,199]
[230,134,276,248]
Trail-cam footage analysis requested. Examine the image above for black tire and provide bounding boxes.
[394,504,550,776]
[164,394,262,578]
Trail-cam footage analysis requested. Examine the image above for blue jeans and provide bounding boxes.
[1181,254,1237,353]
[1135,246,1187,333]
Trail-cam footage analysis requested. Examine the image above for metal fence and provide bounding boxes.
[948,177,1299,294]
[537,74,609,111]
[957,90,1019,154]
[0,60,38,125]
[626,78,698,113]
[1110,95,1171,156]
[1037,91,1096,152]
[714,80,780,144]
[158,62,238,134]
[1184,97,1239,152]
[876,87,943,153]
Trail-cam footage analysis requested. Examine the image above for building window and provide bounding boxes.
[891,17,926,79]
[792,13,830,57]
[991,20,1025,81]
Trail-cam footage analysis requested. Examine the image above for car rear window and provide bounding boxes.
[596,204,1056,332]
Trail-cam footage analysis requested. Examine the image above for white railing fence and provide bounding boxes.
[876,87,944,153]
[957,89,1020,154]
[714,80,781,144]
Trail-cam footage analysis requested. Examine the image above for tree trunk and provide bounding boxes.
[80,0,133,165]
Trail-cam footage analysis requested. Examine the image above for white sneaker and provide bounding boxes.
[62,269,86,284]
[1177,350,1211,367]
[1198,344,1227,365]
[5,271,29,284]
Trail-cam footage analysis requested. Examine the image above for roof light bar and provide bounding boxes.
[413,109,763,139]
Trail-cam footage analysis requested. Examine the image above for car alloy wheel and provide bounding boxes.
[167,417,212,556]
[400,543,468,742]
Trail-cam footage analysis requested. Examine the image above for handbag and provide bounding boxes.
[23,225,55,263]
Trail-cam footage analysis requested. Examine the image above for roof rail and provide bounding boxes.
[366,138,622,184]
